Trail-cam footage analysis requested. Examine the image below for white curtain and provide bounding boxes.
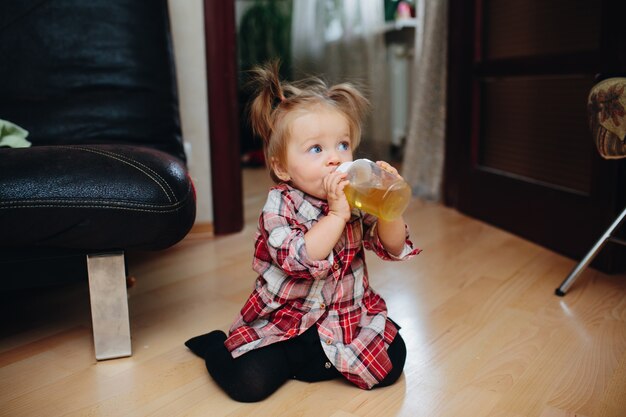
[402,0,448,201]
[291,0,390,158]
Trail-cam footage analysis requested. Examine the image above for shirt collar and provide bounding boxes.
[276,182,329,216]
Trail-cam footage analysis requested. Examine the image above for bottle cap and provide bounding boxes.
[336,159,374,174]
[336,161,353,174]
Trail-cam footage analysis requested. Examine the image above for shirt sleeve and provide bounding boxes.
[256,189,333,280]
[361,212,421,261]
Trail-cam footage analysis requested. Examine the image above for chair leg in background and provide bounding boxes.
[555,206,626,296]
[86,252,132,360]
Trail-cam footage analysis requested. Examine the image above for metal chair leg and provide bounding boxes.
[86,252,132,360]
[555,206,626,296]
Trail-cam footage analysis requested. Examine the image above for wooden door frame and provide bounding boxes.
[204,0,243,235]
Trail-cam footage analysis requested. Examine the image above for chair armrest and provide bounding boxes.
[0,144,196,251]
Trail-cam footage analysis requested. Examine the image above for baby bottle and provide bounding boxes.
[337,159,411,221]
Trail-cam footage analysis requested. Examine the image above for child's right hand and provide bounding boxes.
[323,171,351,222]
[304,171,351,260]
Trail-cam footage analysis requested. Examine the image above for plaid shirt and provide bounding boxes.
[225,183,420,389]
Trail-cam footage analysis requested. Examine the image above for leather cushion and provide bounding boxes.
[0,145,196,251]
[0,0,186,161]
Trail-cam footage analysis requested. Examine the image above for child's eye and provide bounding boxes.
[308,145,322,154]
[338,141,350,151]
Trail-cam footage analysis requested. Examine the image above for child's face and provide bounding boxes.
[275,106,353,200]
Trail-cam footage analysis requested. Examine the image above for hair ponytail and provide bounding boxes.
[248,60,285,145]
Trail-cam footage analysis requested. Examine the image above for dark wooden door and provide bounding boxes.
[445,0,626,271]
[204,0,243,235]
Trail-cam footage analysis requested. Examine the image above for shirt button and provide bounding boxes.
[326,339,333,345]
[320,303,326,309]
[333,263,340,270]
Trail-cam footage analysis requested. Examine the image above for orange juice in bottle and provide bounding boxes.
[338,159,411,221]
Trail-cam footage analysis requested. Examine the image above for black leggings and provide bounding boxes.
[185,325,407,403]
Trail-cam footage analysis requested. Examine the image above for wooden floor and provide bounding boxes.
[1,167,625,417]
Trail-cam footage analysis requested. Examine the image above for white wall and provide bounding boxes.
[167,0,213,225]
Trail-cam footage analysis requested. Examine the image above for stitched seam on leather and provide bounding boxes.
[1,181,193,208]
[0,199,184,209]
[0,204,187,213]
[0,182,194,212]
[61,145,175,202]
[68,146,179,201]
[0,192,193,212]
[58,146,175,203]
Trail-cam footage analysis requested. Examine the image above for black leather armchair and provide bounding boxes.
[0,0,196,359]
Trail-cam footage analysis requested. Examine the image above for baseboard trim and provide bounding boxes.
[188,222,214,237]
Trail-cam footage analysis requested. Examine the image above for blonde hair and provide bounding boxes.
[247,61,370,183]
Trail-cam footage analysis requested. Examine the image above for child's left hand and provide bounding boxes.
[376,160,404,180]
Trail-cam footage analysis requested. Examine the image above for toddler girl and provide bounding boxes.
[185,62,420,402]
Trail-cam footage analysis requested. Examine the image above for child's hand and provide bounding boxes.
[304,171,351,260]
[376,160,404,180]
[323,171,351,222]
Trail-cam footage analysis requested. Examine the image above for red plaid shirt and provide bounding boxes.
[225,183,420,389]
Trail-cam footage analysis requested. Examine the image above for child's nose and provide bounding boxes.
[327,152,340,165]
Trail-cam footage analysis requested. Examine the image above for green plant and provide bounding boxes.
[238,0,292,80]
